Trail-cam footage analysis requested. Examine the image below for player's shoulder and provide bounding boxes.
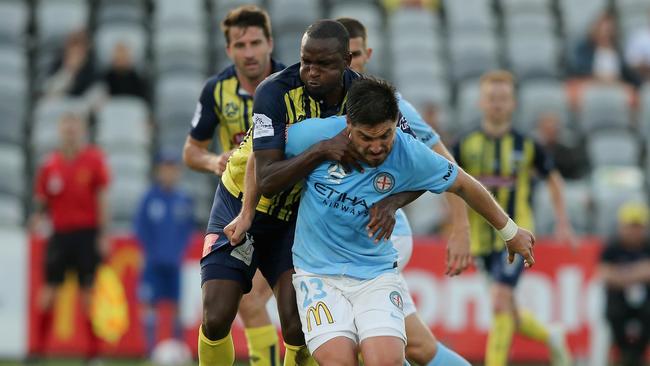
[257,63,303,94]
[455,127,484,144]
[270,58,286,73]
[83,145,107,161]
[211,64,238,84]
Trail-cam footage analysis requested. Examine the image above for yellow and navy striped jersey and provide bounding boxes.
[221,63,360,221]
[452,128,554,256]
[189,59,285,151]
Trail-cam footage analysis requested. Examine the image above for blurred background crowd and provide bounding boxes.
[1,0,650,237]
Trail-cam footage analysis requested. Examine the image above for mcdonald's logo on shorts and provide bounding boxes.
[305,301,334,332]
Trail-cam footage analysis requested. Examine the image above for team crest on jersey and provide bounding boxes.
[389,291,403,310]
[373,172,395,193]
[224,101,239,118]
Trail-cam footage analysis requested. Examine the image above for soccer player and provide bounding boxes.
[134,151,195,355]
[337,17,470,365]
[202,19,418,366]
[452,70,575,366]
[284,77,535,365]
[182,6,285,365]
[30,112,110,362]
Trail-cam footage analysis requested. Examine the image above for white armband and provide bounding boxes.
[497,218,518,242]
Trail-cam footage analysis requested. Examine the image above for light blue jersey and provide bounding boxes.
[394,95,440,237]
[285,116,458,279]
[397,94,439,149]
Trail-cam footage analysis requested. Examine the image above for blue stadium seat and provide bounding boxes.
[579,84,631,132]
[517,80,570,132]
[587,129,641,167]
[0,144,25,198]
[97,97,150,151]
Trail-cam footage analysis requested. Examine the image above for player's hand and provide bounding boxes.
[224,212,254,246]
[212,151,233,176]
[367,199,398,243]
[98,233,111,260]
[446,228,472,276]
[505,228,536,268]
[318,130,364,173]
[555,220,579,252]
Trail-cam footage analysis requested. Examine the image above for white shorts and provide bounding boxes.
[293,269,407,354]
[392,235,417,317]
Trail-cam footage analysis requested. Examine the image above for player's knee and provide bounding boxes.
[490,285,513,314]
[362,352,404,366]
[238,290,271,319]
[405,338,436,364]
[202,309,234,341]
[279,314,304,345]
[202,295,238,340]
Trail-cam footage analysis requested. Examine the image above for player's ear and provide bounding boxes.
[345,115,353,133]
[366,47,373,61]
[267,36,274,53]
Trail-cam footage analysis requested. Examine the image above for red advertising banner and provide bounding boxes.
[28,234,606,362]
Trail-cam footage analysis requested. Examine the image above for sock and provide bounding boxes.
[244,325,280,366]
[83,315,100,360]
[283,343,317,366]
[428,342,470,366]
[517,309,550,343]
[485,312,515,366]
[35,309,53,355]
[198,326,234,366]
[143,309,156,355]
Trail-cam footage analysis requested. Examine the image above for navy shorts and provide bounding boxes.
[200,184,295,293]
[139,262,181,304]
[476,249,525,287]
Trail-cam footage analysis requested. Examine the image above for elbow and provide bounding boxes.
[182,144,198,170]
[258,178,280,197]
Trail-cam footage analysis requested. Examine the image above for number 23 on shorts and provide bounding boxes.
[299,277,328,308]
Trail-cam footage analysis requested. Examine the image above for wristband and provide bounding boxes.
[497,218,518,242]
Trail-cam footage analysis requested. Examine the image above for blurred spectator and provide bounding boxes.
[421,102,451,145]
[625,10,650,82]
[44,30,96,98]
[101,42,148,101]
[599,202,650,366]
[573,12,638,85]
[535,112,590,180]
[134,150,194,355]
[568,12,639,110]
[382,0,439,12]
[30,112,110,362]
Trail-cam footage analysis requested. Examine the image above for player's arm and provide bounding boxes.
[183,136,233,176]
[599,260,650,288]
[255,128,361,196]
[367,191,425,242]
[224,152,259,245]
[546,170,578,248]
[432,141,471,276]
[447,168,535,267]
[182,77,232,176]
[97,187,111,258]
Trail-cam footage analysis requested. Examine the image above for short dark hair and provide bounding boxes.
[221,5,272,45]
[304,19,350,56]
[336,17,367,45]
[347,78,398,126]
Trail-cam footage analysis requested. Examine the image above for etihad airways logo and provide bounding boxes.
[314,182,369,216]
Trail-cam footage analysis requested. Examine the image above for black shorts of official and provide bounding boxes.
[200,183,296,294]
[476,249,525,287]
[45,228,100,288]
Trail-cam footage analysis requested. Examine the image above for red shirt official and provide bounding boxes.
[35,145,110,232]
